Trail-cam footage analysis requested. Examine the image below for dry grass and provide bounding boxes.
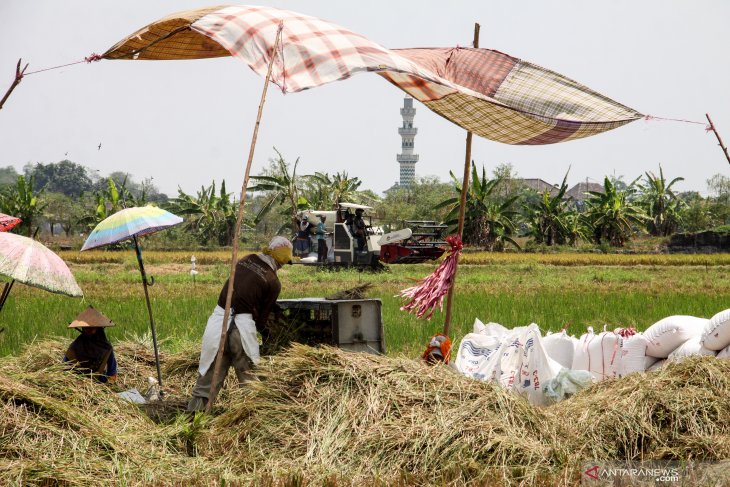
[2,339,730,486]
[0,340,222,486]
[204,344,566,485]
[550,356,730,461]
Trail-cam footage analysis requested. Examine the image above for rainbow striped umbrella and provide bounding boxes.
[0,232,82,314]
[81,206,182,389]
[81,206,182,251]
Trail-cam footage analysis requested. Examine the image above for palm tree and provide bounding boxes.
[640,165,685,236]
[435,162,520,251]
[249,148,309,233]
[584,177,648,246]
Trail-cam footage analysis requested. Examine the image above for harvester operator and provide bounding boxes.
[186,236,293,412]
[316,214,328,263]
[354,208,367,252]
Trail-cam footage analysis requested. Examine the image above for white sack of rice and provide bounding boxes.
[701,309,730,351]
[644,354,660,370]
[647,358,667,371]
[455,323,561,405]
[618,333,649,377]
[453,332,502,379]
[473,318,511,337]
[571,328,594,372]
[586,331,622,381]
[669,335,717,362]
[542,330,577,370]
[644,315,708,358]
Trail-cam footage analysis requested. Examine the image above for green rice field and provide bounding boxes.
[1,250,729,357]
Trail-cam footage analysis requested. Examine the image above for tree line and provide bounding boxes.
[1,153,728,250]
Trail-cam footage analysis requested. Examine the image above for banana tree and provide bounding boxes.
[435,162,520,251]
[584,177,648,246]
[525,172,571,246]
[640,165,685,236]
[0,175,46,236]
[168,180,242,246]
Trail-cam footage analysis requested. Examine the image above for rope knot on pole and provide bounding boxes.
[84,53,103,63]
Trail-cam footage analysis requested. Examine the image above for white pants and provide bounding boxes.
[197,306,260,376]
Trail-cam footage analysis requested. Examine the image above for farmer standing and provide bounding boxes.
[186,236,292,412]
[294,215,313,256]
[316,214,328,263]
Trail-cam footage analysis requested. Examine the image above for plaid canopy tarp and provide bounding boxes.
[104,5,642,145]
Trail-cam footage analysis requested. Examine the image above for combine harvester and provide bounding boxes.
[298,203,446,269]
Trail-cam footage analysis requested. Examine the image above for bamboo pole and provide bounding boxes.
[443,23,480,337]
[0,59,28,111]
[706,114,730,166]
[206,23,284,412]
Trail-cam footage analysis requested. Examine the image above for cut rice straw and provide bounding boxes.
[2,338,730,485]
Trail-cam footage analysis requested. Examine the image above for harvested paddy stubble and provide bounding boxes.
[3,339,730,485]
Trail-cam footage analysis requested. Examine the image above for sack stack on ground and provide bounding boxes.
[454,309,730,405]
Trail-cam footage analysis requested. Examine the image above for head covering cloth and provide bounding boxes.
[262,235,293,266]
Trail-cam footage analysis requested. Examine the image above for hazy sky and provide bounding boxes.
[1,1,728,197]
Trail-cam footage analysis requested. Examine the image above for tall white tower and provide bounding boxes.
[397,96,418,186]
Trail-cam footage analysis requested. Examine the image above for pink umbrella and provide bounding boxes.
[0,232,82,314]
[0,213,21,232]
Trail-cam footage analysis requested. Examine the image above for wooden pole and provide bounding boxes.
[706,114,730,166]
[206,23,284,412]
[0,59,28,111]
[443,23,480,337]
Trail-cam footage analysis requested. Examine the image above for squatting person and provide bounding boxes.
[64,306,118,384]
[186,236,292,412]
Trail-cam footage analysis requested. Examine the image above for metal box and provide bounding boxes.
[276,298,385,354]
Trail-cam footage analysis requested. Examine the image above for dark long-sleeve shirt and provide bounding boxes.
[63,349,117,383]
[217,254,282,331]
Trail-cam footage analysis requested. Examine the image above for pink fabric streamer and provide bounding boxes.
[615,327,637,338]
[398,235,463,320]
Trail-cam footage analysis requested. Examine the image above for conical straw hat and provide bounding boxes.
[68,306,115,328]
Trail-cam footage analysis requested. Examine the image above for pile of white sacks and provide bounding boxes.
[453,308,730,406]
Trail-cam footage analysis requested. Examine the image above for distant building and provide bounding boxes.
[566,181,604,211]
[396,96,419,186]
[565,181,604,202]
[516,178,560,197]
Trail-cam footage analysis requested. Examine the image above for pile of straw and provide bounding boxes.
[204,344,565,485]
[550,356,730,461]
[1,357,208,484]
[0,338,238,486]
[3,338,730,485]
